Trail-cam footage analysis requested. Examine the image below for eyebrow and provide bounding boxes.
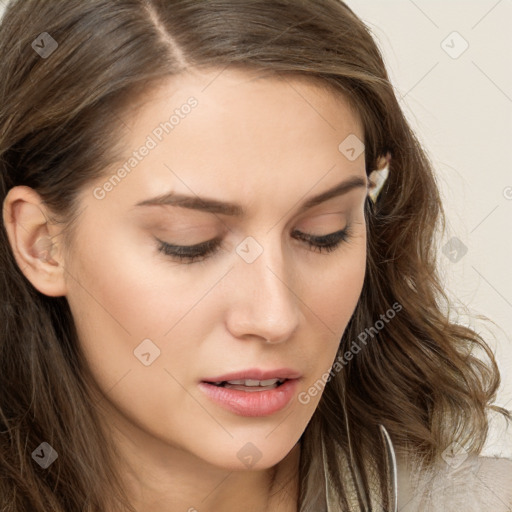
[135,175,368,217]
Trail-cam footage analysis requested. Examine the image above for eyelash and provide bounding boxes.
[156,224,354,265]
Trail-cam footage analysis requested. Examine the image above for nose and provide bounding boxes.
[225,236,301,344]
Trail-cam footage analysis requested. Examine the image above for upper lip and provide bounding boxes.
[202,368,302,383]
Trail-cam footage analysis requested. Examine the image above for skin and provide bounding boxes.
[3,67,373,511]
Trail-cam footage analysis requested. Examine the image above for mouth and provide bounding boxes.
[204,378,288,392]
[198,377,300,417]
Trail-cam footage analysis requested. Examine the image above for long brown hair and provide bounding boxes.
[0,0,509,510]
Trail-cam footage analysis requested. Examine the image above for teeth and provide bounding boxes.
[223,378,283,386]
[260,378,281,386]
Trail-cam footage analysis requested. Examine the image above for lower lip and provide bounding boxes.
[198,379,299,417]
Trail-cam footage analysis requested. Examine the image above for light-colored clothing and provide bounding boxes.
[396,454,512,511]
[397,410,512,511]
[315,410,512,511]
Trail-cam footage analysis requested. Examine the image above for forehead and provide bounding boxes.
[127,66,363,134]
[85,67,366,217]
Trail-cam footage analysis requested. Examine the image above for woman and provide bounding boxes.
[0,1,510,510]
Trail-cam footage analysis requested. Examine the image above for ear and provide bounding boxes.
[367,152,391,203]
[2,185,68,297]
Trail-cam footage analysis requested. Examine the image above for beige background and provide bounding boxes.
[1,0,511,451]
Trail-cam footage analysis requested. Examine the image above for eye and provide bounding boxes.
[156,224,354,264]
[291,226,353,254]
[156,236,221,265]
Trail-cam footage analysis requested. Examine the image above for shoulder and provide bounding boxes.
[397,455,512,511]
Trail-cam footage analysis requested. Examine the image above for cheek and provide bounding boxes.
[63,227,217,445]
[63,226,195,390]
[304,230,366,333]
[65,220,239,404]
[295,230,367,392]
[67,219,207,335]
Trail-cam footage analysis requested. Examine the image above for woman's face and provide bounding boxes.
[62,68,369,472]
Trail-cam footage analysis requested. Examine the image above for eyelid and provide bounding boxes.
[157,235,221,254]
[292,228,345,241]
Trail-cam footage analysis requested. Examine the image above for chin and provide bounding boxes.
[196,434,299,473]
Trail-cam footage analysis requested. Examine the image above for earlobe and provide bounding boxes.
[2,186,68,297]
